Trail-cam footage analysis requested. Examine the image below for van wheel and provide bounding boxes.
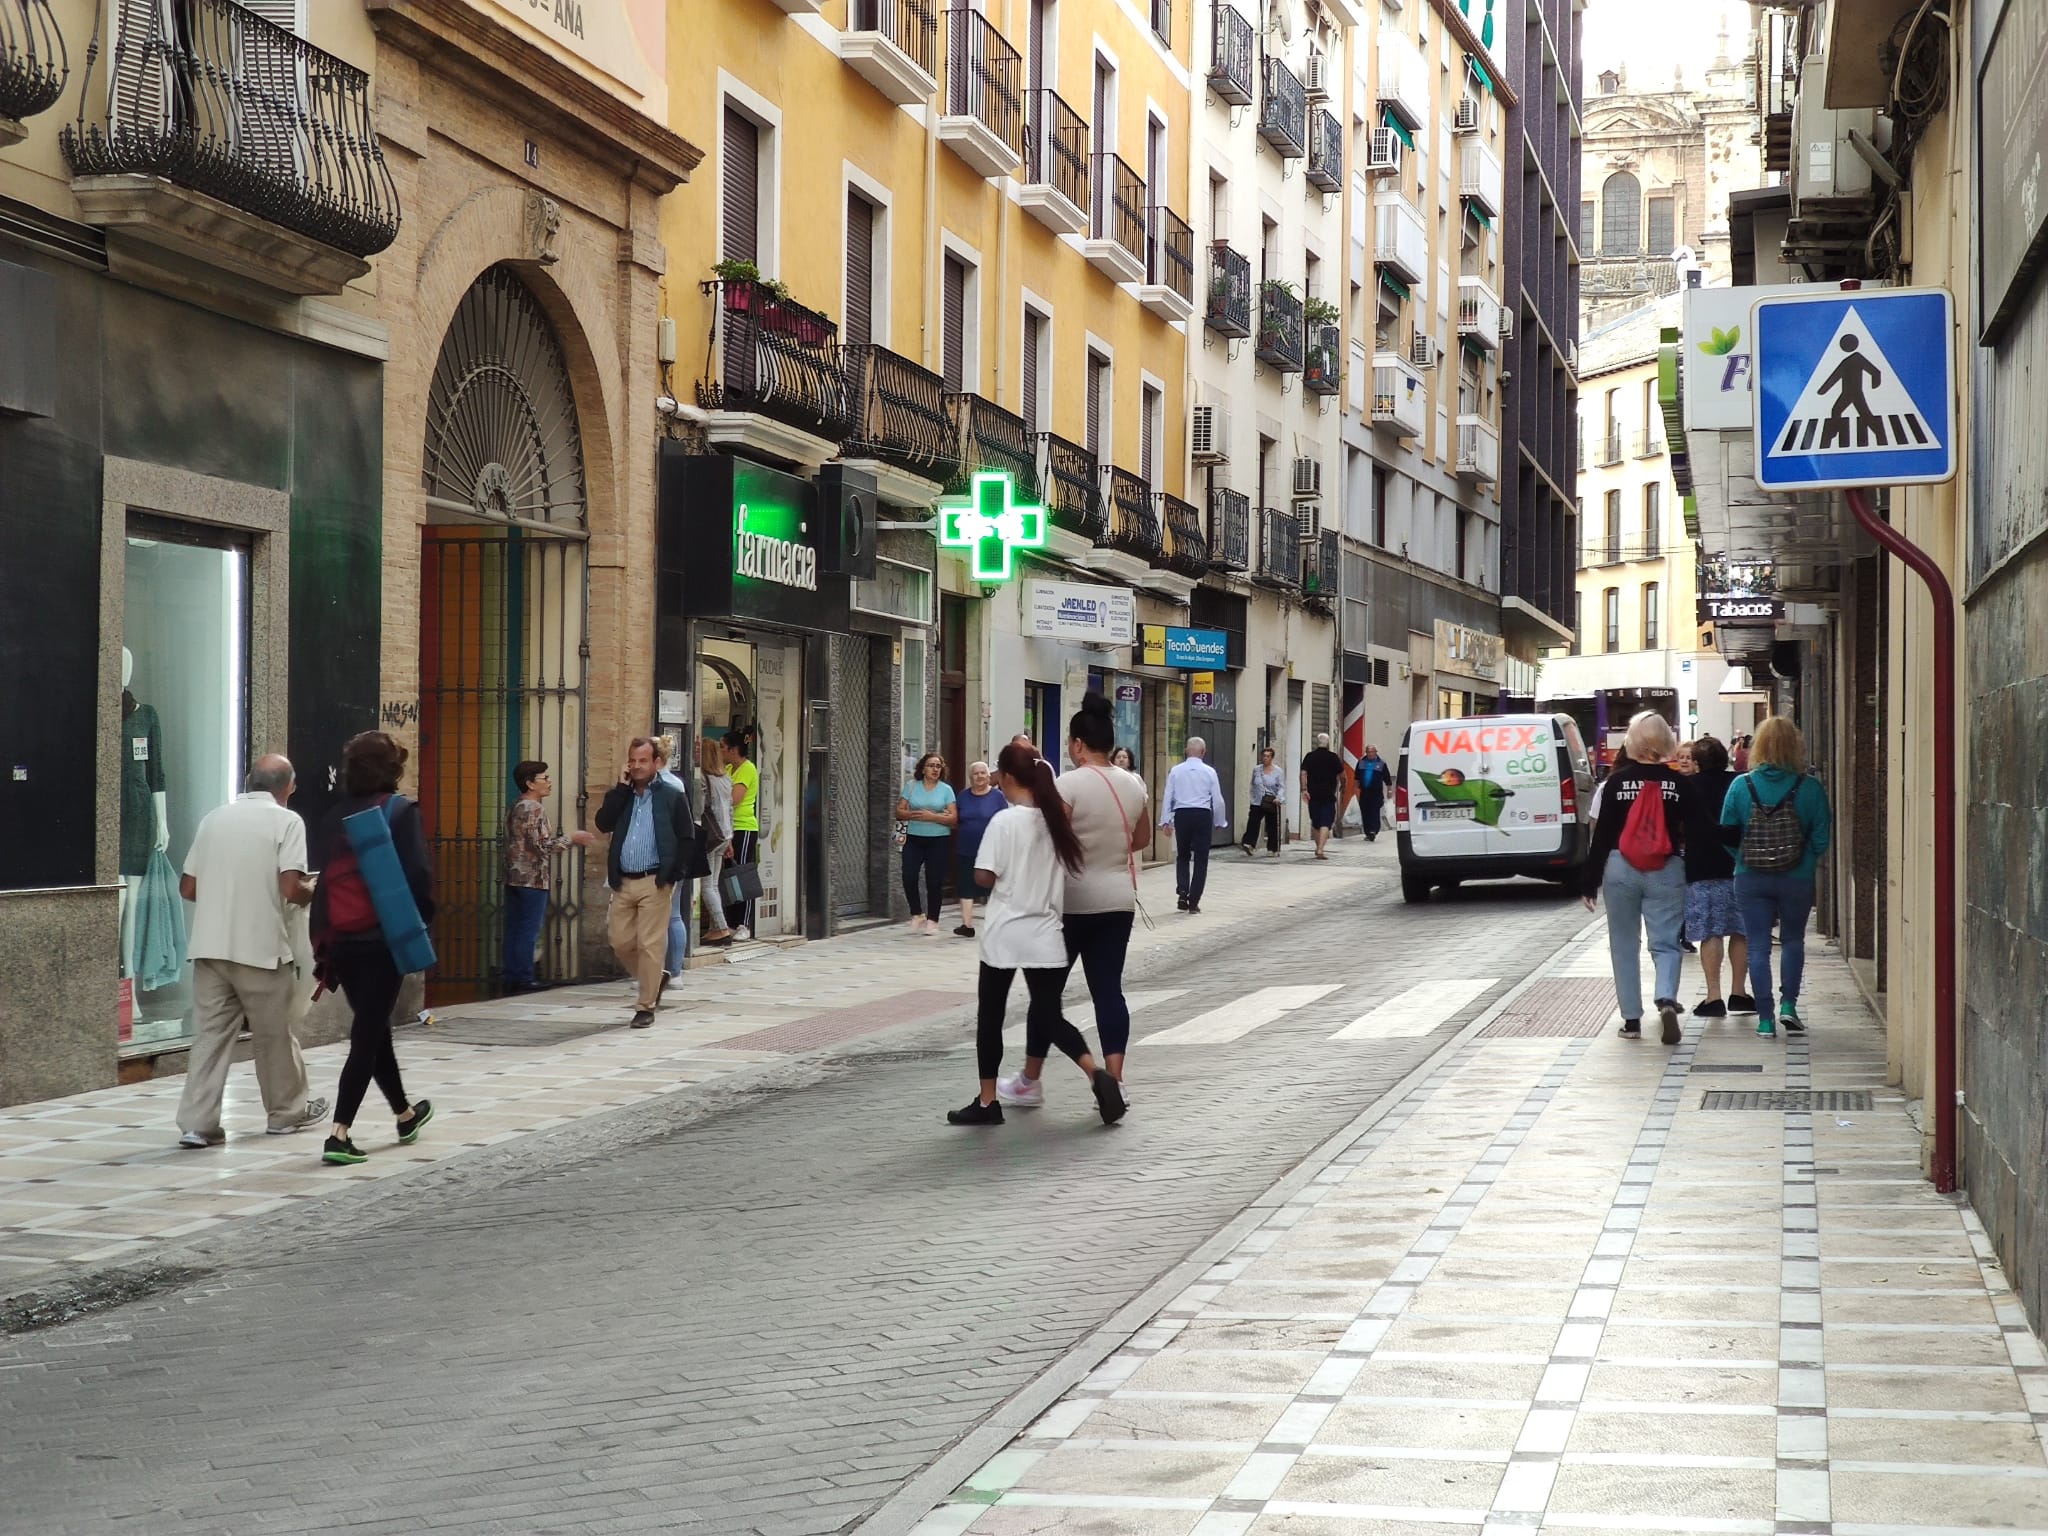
[1401,871,1432,904]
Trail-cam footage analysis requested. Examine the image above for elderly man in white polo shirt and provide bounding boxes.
[174,755,326,1146]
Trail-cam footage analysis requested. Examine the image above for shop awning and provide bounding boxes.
[1467,54,1494,95]
[1379,270,1411,302]
[1466,204,1494,230]
[1381,109,1415,151]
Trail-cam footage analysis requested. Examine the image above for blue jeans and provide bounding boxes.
[1735,872,1815,1017]
[502,885,549,989]
[664,878,689,976]
[1602,851,1686,1021]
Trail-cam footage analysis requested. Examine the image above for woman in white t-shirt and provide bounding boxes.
[950,742,1128,1127]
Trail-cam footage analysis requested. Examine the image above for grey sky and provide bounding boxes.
[1582,0,1749,94]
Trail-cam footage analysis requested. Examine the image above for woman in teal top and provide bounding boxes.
[1720,716,1834,1038]
[897,752,958,934]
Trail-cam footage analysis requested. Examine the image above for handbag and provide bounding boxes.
[721,861,765,905]
[342,796,437,976]
[1084,764,1155,932]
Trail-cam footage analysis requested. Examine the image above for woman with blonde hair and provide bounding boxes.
[1582,711,1690,1044]
[1720,716,1833,1037]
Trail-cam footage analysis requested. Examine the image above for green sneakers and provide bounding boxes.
[397,1099,435,1145]
[1780,1001,1805,1034]
[1757,1012,1777,1039]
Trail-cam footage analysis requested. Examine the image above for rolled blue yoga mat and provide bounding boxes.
[342,797,437,976]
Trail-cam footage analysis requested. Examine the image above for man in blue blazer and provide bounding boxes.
[594,736,696,1028]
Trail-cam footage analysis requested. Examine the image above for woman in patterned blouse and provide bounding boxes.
[504,760,593,993]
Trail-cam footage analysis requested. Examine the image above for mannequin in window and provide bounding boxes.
[119,646,171,979]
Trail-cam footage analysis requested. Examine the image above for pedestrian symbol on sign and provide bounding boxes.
[1772,309,1931,455]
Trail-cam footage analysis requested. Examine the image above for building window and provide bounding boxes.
[1643,582,1660,649]
[1604,489,1621,562]
[1371,466,1388,548]
[1646,196,1675,256]
[1086,349,1109,461]
[1140,382,1161,483]
[941,253,971,392]
[1642,483,1660,556]
[1579,198,1594,251]
[722,104,764,264]
[1150,0,1170,45]
[1604,587,1620,652]
[1600,170,1640,256]
[1022,307,1048,436]
[1572,590,1583,654]
[1454,510,1468,582]
[844,189,879,348]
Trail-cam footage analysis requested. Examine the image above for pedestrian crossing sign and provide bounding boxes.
[1751,287,1954,491]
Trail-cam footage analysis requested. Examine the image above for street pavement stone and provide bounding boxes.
[0,841,1590,1534]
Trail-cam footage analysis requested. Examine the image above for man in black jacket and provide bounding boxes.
[594,736,696,1028]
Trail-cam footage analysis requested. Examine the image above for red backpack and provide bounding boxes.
[1618,780,1673,871]
[318,796,387,935]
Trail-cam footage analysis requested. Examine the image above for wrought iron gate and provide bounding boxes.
[829,634,872,917]
[417,266,589,1000]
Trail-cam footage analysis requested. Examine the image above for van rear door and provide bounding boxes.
[1403,719,1501,860]
[1485,716,1573,864]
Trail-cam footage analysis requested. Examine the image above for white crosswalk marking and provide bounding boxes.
[1144,984,1344,1046]
[1327,977,1499,1040]
[956,988,1190,1051]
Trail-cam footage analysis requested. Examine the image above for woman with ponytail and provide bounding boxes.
[950,742,1127,1127]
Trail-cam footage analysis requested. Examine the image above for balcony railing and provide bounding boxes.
[60,0,399,258]
[1374,195,1429,286]
[697,279,850,441]
[1106,467,1162,558]
[1040,431,1106,541]
[1304,323,1341,395]
[1634,428,1665,458]
[1456,276,1501,352]
[1256,282,1304,372]
[850,0,941,79]
[1596,427,1624,465]
[1206,242,1251,337]
[947,392,1035,498]
[1580,540,1666,569]
[1208,485,1251,571]
[843,343,957,482]
[1306,107,1343,191]
[1146,204,1193,302]
[1160,493,1208,577]
[1022,87,1088,210]
[1256,507,1301,587]
[1456,415,1501,484]
[944,3,1024,159]
[1209,1,1254,106]
[1090,150,1146,267]
[1258,55,1306,158]
[1372,354,1426,437]
[1302,528,1339,606]
[1,0,68,127]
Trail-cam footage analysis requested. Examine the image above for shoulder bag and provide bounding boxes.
[1084,765,1155,931]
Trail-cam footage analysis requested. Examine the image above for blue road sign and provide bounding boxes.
[1751,287,1955,491]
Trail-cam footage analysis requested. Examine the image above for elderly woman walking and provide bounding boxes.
[953,760,1006,937]
[1582,712,1689,1044]
[1721,716,1833,1038]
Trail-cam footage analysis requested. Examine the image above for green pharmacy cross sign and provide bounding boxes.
[938,470,1047,582]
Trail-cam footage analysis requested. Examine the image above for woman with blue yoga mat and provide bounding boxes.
[309,731,437,1167]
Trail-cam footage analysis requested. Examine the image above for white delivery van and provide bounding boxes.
[1394,713,1595,903]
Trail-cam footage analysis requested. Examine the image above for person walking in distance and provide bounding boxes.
[594,737,695,1029]
[1000,693,1151,1109]
[948,742,1126,1128]
[503,760,594,994]
[1109,746,1136,772]
[1356,744,1390,841]
[720,731,760,940]
[1300,732,1347,859]
[697,737,736,948]
[953,760,1005,937]
[1582,712,1689,1045]
[897,752,958,935]
[1720,717,1833,1038]
[1679,736,1753,1021]
[1160,736,1228,913]
[1242,746,1283,857]
[309,732,434,1166]
[175,755,326,1146]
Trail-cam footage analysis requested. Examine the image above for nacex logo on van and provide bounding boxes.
[1421,725,1544,754]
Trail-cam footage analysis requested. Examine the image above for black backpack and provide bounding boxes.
[1739,773,1807,871]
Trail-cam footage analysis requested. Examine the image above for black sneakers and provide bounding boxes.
[953,924,975,938]
[322,1135,367,1166]
[1694,999,1728,1019]
[397,1099,434,1146]
[1176,895,1189,911]
[1728,993,1757,1014]
[947,1097,1004,1126]
[1618,1019,1642,1038]
[1092,1069,1128,1126]
[630,1009,655,1029]
[1656,999,1682,1045]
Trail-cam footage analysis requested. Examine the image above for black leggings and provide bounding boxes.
[978,963,1088,1080]
[1033,909,1136,1059]
[1242,802,1281,853]
[330,944,411,1126]
[901,836,947,922]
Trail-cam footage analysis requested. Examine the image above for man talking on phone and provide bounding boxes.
[594,737,695,1029]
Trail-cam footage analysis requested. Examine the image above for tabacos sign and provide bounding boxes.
[736,504,817,591]
[1698,593,1782,623]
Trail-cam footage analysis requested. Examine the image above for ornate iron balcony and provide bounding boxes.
[1258,55,1306,158]
[1090,150,1146,267]
[1306,107,1342,191]
[1040,431,1105,541]
[1207,243,1251,338]
[1,0,68,128]
[1255,507,1301,588]
[944,3,1023,159]
[1022,87,1087,209]
[1208,1,1253,106]
[1207,485,1250,571]
[1107,467,1162,558]
[698,279,851,442]
[1256,283,1304,372]
[1146,204,1193,302]
[947,392,1035,498]
[1159,493,1208,577]
[61,0,399,258]
[1304,323,1341,396]
[843,343,957,482]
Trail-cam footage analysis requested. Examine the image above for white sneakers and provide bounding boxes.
[909,917,927,935]
[995,1074,1043,1107]
[732,925,751,942]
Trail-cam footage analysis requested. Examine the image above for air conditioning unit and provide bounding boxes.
[1292,456,1322,499]
[1453,96,1479,134]
[1297,502,1323,539]
[1498,308,1515,341]
[1304,52,1330,101]
[1366,126,1405,177]
[1410,331,1440,369]
[1190,402,1231,463]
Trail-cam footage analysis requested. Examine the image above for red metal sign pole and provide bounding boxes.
[1843,487,1958,1193]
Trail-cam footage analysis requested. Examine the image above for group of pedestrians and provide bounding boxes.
[1583,711,1833,1044]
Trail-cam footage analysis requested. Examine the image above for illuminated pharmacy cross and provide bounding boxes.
[939,471,1047,582]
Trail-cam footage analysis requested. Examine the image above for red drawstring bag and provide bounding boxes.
[1618,782,1673,871]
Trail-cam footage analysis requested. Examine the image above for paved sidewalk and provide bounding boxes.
[0,835,1387,1305]
[905,931,2046,1536]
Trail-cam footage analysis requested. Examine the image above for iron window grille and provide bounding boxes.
[1208,485,1251,570]
[1039,431,1106,540]
[1090,149,1146,268]
[1107,467,1162,557]
[1159,492,1208,576]
[944,3,1023,158]
[1147,203,1193,302]
[1022,86,1088,210]
[947,392,1035,498]
[1206,241,1252,337]
[1258,53,1306,158]
[843,343,958,482]
[1,0,67,125]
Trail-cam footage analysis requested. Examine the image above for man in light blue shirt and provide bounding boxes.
[1160,737,1228,913]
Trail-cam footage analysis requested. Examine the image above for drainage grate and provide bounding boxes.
[1701,1090,1873,1111]
[1689,1063,1766,1074]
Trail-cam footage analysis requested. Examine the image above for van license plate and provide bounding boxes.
[1423,805,1474,821]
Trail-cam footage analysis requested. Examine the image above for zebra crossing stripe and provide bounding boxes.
[1327,977,1499,1040]
[1145,984,1344,1046]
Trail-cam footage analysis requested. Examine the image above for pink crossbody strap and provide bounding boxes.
[1083,764,1141,892]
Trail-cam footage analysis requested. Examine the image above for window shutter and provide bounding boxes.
[110,0,174,135]
[237,1,302,179]
[1139,388,1155,483]
[845,192,874,348]
[942,256,967,392]
[1022,311,1041,435]
[1086,355,1104,459]
[240,0,300,30]
[723,107,760,264]
[1029,0,1046,93]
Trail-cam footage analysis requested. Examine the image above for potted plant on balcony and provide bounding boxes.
[711,257,789,314]
[1257,278,1298,352]
[1303,296,1340,328]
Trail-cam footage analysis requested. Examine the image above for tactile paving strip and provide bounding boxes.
[1477,976,1618,1037]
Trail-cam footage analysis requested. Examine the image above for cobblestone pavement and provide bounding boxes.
[0,840,1594,1534]
[905,931,2048,1536]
